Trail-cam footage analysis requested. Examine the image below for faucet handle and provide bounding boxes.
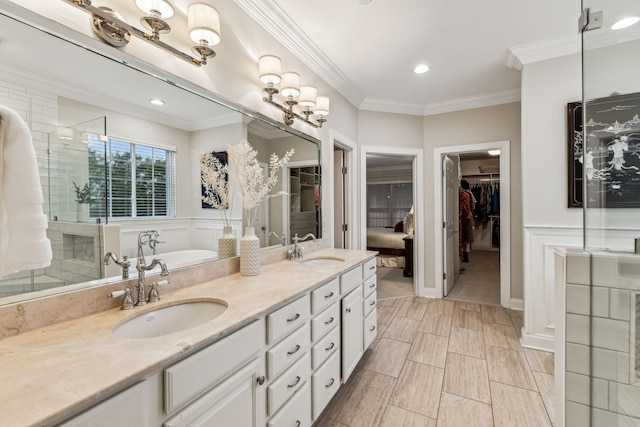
[109,288,134,310]
[148,280,169,303]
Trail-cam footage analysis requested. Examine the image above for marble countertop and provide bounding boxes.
[0,249,376,427]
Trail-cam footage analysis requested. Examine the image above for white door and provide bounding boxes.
[253,162,268,247]
[443,155,459,297]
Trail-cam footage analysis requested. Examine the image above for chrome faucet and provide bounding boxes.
[137,230,163,263]
[289,233,316,260]
[269,231,287,246]
[135,258,169,306]
[103,252,131,279]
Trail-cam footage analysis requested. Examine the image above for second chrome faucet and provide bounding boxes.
[289,233,316,260]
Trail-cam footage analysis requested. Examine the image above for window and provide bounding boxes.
[88,136,176,218]
[366,183,413,227]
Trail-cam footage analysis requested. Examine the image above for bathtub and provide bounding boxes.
[147,249,219,273]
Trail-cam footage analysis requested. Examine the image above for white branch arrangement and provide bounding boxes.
[199,152,233,227]
[227,140,294,228]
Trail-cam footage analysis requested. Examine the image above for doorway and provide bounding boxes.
[434,141,511,307]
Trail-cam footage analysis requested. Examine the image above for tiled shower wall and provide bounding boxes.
[565,252,640,426]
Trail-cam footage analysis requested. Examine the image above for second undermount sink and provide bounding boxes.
[298,256,346,267]
[113,300,227,339]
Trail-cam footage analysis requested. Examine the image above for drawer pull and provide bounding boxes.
[346,307,351,313]
[324,291,335,299]
[324,317,335,325]
[287,376,301,388]
[325,342,335,351]
[326,378,335,388]
[295,421,301,427]
[287,344,301,355]
[369,266,375,270]
[370,325,376,332]
[369,283,375,288]
[369,300,376,306]
[286,313,301,322]
[256,376,265,385]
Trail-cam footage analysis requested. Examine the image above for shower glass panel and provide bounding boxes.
[581,0,640,425]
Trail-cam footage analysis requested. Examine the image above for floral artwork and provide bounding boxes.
[227,140,294,228]
[200,151,232,226]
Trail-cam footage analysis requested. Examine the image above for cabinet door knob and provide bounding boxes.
[325,378,335,388]
[287,375,301,388]
[287,344,301,355]
[256,376,265,385]
[324,317,334,325]
[286,313,301,322]
[346,307,351,313]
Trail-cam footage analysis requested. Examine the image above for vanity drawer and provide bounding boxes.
[311,351,340,420]
[267,381,311,427]
[363,290,377,317]
[267,353,311,416]
[363,275,377,299]
[311,302,340,341]
[363,257,377,279]
[340,266,362,295]
[164,320,263,414]
[311,277,339,314]
[267,294,310,344]
[312,326,340,370]
[363,309,377,350]
[267,323,310,379]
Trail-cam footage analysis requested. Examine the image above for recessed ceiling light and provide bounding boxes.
[611,16,640,30]
[488,149,500,156]
[413,64,430,74]
[149,98,165,106]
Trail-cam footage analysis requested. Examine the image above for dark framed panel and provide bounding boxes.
[582,93,640,208]
[201,151,228,209]
[567,101,583,208]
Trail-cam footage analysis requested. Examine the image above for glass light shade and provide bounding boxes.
[135,0,174,18]
[298,85,317,107]
[280,72,300,98]
[188,3,221,46]
[259,55,282,85]
[313,96,330,116]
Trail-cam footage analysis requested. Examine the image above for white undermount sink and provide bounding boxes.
[113,300,227,339]
[298,256,346,266]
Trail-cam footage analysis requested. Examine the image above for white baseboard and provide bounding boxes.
[510,298,523,310]
[521,330,555,352]
[420,287,439,298]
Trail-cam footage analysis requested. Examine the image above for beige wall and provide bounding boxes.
[423,103,523,299]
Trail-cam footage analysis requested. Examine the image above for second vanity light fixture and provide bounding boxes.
[259,55,330,128]
[65,0,221,66]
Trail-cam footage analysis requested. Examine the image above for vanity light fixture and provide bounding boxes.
[258,55,329,128]
[65,0,220,67]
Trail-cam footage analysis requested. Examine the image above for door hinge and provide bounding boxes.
[443,273,446,280]
[342,166,347,175]
[342,224,348,232]
[443,221,446,228]
[579,8,602,32]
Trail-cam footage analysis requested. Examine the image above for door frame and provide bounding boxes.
[360,145,424,297]
[433,140,511,307]
[329,129,357,249]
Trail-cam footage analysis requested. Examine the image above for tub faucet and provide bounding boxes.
[289,233,316,260]
[269,231,287,246]
[103,252,131,279]
[135,258,169,306]
[137,230,163,263]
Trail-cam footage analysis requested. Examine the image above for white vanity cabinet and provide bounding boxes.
[362,260,378,350]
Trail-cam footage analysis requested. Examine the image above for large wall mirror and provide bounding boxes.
[0,9,321,303]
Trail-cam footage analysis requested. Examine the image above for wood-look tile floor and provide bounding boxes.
[315,297,554,427]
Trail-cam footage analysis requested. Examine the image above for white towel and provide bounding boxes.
[0,104,52,277]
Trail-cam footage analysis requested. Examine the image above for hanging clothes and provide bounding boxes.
[459,186,473,262]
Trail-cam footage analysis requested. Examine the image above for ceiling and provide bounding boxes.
[238,0,582,115]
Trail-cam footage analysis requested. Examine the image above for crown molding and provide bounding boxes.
[505,33,580,70]
[423,89,522,116]
[233,0,364,107]
[359,97,426,116]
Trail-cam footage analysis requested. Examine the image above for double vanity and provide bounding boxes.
[0,247,377,427]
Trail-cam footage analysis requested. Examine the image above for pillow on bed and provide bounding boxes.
[394,221,404,232]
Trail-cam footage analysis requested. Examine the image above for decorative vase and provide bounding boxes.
[77,203,90,223]
[240,227,260,276]
[218,226,237,259]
